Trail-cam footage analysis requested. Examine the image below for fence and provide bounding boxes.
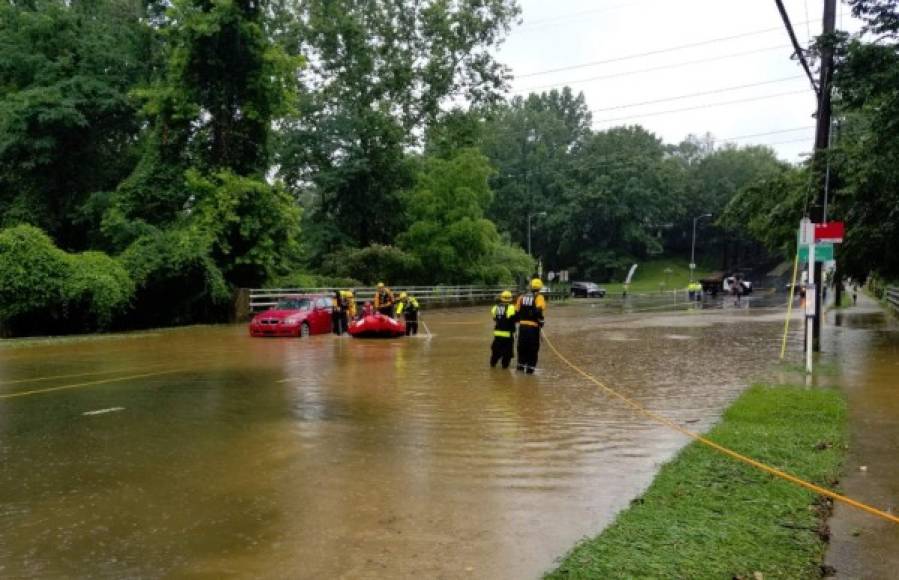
[246,285,569,313]
[887,287,899,314]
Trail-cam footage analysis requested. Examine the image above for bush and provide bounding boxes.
[268,272,361,289]
[65,251,134,328]
[321,244,421,285]
[119,228,231,328]
[0,225,133,335]
[0,225,69,323]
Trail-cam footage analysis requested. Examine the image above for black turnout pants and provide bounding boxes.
[332,310,347,335]
[404,311,418,336]
[490,336,514,368]
[517,325,541,373]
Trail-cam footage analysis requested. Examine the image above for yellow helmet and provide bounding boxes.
[376,282,385,289]
[399,291,408,299]
[530,278,544,291]
[500,290,512,302]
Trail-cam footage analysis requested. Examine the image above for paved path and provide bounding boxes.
[824,294,899,579]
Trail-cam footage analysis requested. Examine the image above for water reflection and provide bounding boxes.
[0,298,817,578]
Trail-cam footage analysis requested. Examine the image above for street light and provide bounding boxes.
[528,211,547,257]
[690,213,713,283]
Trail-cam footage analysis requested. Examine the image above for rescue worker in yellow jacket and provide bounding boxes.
[490,290,517,369]
[515,278,547,374]
[343,289,358,320]
[395,292,420,336]
[373,282,395,317]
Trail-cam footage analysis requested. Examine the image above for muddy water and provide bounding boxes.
[824,296,899,578]
[1,297,794,578]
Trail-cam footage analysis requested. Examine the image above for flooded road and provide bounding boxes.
[1,295,808,578]
[824,296,899,579]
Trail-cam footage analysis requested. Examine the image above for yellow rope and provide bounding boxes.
[781,251,801,360]
[542,332,899,525]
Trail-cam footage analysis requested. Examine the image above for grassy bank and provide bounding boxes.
[546,385,847,579]
[603,258,713,294]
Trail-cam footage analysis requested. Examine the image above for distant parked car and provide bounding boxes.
[570,281,607,298]
[249,295,333,338]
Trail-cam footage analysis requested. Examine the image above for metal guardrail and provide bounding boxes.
[887,287,899,313]
[248,285,568,311]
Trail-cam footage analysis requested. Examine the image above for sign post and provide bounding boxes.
[799,218,816,373]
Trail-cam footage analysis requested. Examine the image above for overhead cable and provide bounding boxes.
[590,76,804,113]
[514,45,790,94]
[591,89,810,124]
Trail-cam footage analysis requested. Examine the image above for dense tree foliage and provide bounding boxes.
[4,0,897,336]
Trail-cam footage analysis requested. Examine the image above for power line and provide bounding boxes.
[590,76,804,113]
[514,45,790,94]
[515,13,848,79]
[718,126,814,142]
[773,0,819,95]
[591,89,810,124]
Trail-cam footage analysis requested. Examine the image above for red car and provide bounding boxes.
[249,295,333,337]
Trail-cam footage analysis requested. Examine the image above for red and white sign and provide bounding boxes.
[814,221,844,244]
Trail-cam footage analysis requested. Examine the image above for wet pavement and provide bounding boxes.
[824,295,899,579]
[0,293,885,579]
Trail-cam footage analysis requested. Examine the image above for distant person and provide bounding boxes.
[732,276,743,306]
[516,278,547,374]
[853,285,859,306]
[331,290,346,335]
[343,289,358,321]
[395,292,420,336]
[373,282,395,317]
[490,290,517,369]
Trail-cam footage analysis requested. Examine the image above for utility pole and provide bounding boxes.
[810,0,837,352]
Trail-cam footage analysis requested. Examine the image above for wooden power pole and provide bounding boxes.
[811,0,837,352]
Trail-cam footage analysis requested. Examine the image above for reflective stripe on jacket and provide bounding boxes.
[492,303,517,338]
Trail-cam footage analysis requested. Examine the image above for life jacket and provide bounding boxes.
[375,289,393,308]
[516,292,545,327]
[491,303,517,338]
[396,296,419,316]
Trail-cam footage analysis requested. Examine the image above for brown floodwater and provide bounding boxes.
[824,296,899,578]
[0,295,841,578]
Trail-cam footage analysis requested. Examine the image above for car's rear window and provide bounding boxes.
[276,298,312,311]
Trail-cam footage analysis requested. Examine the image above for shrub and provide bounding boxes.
[0,225,69,323]
[0,225,134,334]
[119,228,231,328]
[65,251,134,328]
[321,244,421,285]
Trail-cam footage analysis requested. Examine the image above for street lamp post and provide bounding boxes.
[690,213,713,283]
[527,211,547,258]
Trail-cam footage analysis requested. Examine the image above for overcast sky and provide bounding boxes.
[496,0,860,162]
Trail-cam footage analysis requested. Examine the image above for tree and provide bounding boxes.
[481,88,592,263]
[0,0,153,250]
[398,149,532,284]
[276,0,521,251]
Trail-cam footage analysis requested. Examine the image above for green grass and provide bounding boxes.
[546,384,847,580]
[603,258,714,294]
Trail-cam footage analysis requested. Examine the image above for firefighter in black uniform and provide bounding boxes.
[490,290,517,368]
[515,278,547,374]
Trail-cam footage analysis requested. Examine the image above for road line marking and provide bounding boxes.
[0,369,185,400]
[0,364,169,386]
[83,407,125,416]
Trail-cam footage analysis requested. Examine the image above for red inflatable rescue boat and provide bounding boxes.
[348,314,406,338]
